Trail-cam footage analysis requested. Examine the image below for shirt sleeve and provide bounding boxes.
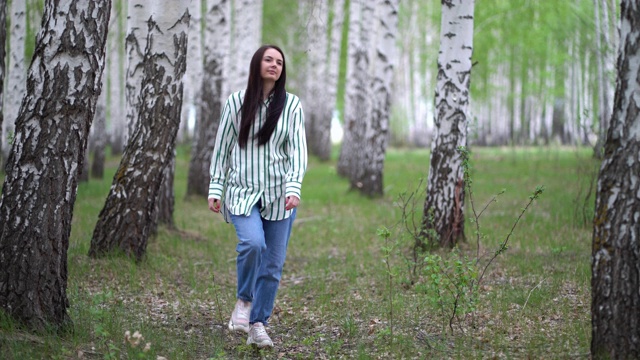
[208,96,238,199]
[285,100,308,199]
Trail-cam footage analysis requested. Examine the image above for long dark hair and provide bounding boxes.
[238,45,287,148]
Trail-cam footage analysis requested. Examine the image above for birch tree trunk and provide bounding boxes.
[154,152,176,230]
[396,0,429,147]
[108,0,126,155]
[326,0,345,152]
[2,0,27,161]
[0,0,6,166]
[421,0,475,248]
[355,0,398,196]
[121,0,148,154]
[302,0,332,161]
[89,2,190,261]
[186,0,230,198]
[179,0,203,144]
[591,1,640,357]
[0,0,110,331]
[122,0,176,229]
[337,0,372,179]
[226,0,262,94]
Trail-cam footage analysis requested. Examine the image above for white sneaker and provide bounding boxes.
[228,300,251,334]
[246,322,273,348]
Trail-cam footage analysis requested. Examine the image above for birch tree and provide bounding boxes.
[120,0,148,154]
[299,0,344,162]
[0,0,110,330]
[179,0,203,143]
[89,2,190,261]
[2,0,27,161]
[121,1,177,229]
[591,1,640,357]
[355,0,398,196]
[226,0,262,95]
[338,0,398,196]
[107,0,126,155]
[337,0,373,179]
[326,0,345,149]
[186,0,230,197]
[302,0,332,161]
[0,0,6,164]
[421,0,475,247]
[154,153,176,230]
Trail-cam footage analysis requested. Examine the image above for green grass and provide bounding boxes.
[0,145,597,359]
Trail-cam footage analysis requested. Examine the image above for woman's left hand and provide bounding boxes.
[285,196,300,210]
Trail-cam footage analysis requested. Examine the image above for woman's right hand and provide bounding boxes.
[208,198,221,213]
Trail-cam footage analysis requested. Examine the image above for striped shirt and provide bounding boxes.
[208,90,308,221]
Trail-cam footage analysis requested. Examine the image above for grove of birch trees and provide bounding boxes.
[0,0,619,170]
[0,4,633,359]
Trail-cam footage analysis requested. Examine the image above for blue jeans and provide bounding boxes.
[229,203,296,325]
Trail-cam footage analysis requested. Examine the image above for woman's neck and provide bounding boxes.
[263,81,275,101]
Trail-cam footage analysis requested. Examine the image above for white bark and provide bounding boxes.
[592,1,640,355]
[90,0,190,261]
[107,0,126,154]
[337,0,398,196]
[179,0,203,143]
[203,0,231,106]
[422,0,475,247]
[0,0,6,165]
[123,0,150,152]
[337,0,372,178]
[357,0,398,195]
[186,0,230,197]
[327,0,345,144]
[3,0,27,159]
[302,0,332,161]
[0,0,110,330]
[226,0,262,94]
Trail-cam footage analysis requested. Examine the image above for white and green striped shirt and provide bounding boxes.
[208,90,308,221]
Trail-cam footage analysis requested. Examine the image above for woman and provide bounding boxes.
[208,45,307,348]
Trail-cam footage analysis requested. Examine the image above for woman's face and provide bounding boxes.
[261,48,283,83]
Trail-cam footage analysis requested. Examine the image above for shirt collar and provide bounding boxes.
[263,92,274,106]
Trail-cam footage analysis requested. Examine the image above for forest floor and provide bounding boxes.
[0,145,595,359]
